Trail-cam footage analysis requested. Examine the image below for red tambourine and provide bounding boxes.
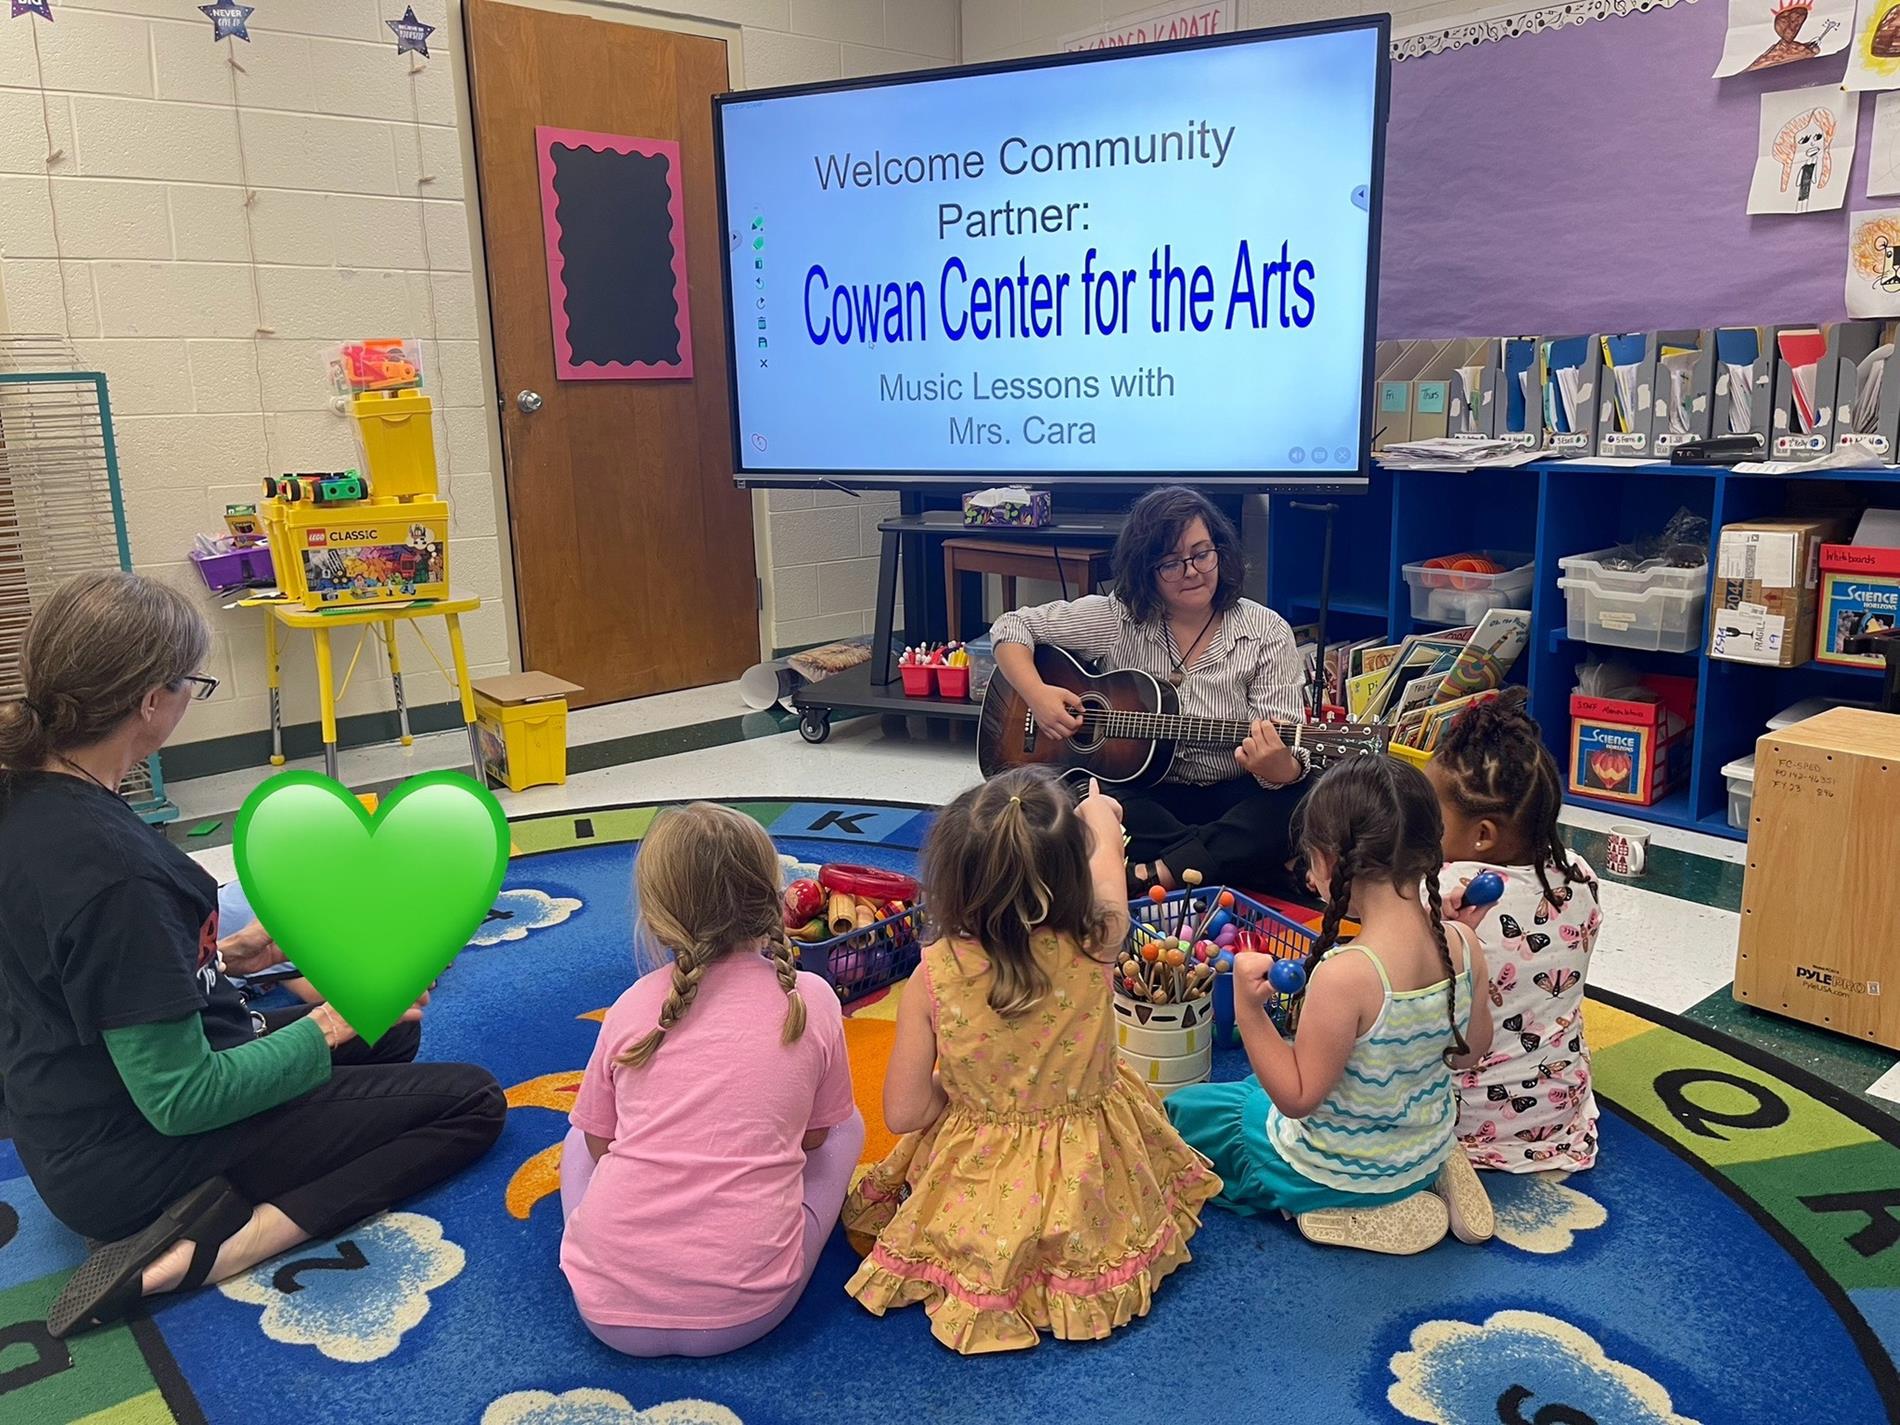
[818,863,920,902]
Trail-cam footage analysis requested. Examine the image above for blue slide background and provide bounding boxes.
[718,26,1380,476]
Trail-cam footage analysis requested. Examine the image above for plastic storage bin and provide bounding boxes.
[189,542,274,591]
[1768,696,1876,730]
[1723,754,1756,831]
[351,389,439,501]
[1401,551,1534,624]
[474,672,579,792]
[1557,548,1708,653]
[802,903,923,1002]
[966,635,997,702]
[1557,548,1709,597]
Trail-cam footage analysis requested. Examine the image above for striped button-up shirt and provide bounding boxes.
[989,593,1306,787]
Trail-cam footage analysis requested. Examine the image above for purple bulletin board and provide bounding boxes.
[1380,0,1869,337]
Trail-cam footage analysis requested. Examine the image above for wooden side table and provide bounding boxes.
[941,538,1114,641]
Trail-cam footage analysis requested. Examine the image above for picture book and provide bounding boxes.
[1430,608,1531,705]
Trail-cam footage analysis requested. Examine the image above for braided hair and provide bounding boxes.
[1295,755,1470,1065]
[618,803,807,1068]
[1432,687,1586,906]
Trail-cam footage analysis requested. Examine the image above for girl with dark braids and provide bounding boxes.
[1167,756,1496,1255]
[1427,689,1603,1175]
[559,803,863,1357]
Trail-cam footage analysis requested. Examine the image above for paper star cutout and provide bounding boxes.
[11,0,54,19]
[388,4,434,58]
[199,2,253,41]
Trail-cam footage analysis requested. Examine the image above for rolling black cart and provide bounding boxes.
[791,510,1125,743]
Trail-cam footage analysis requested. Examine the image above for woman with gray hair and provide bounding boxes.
[0,572,505,1338]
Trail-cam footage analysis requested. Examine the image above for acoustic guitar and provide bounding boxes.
[978,644,1389,788]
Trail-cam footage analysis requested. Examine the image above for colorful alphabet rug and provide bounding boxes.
[2,800,1895,1424]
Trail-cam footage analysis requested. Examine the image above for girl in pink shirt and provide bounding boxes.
[559,803,863,1357]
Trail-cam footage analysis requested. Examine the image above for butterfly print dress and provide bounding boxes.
[1441,859,1602,1173]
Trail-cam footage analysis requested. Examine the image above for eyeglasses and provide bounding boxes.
[1155,547,1219,582]
[178,674,220,702]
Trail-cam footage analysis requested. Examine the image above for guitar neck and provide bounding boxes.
[1077,707,1305,747]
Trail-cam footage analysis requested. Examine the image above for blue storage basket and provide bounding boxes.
[1128,887,1316,1045]
[800,903,924,1004]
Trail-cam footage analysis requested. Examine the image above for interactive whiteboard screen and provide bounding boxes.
[713,18,1387,483]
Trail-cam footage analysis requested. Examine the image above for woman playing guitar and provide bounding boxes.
[990,486,1311,899]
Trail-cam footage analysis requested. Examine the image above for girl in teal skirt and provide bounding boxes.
[1167,756,1495,1255]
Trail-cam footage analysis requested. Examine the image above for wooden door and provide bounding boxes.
[465,0,757,707]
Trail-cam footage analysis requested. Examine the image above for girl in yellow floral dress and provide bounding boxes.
[842,767,1221,1353]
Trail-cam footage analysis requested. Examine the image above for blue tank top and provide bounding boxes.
[1268,943,1472,1195]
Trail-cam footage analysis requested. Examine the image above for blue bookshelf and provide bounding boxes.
[1267,460,1900,843]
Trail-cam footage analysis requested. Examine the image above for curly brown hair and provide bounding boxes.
[921,767,1117,1018]
[1110,486,1246,625]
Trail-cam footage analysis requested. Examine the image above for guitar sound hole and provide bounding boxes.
[1069,694,1112,754]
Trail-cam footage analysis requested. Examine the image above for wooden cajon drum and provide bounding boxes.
[1734,708,1900,1048]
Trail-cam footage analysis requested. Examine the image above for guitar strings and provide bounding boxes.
[1062,708,1369,741]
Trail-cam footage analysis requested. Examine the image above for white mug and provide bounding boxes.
[1605,824,1649,878]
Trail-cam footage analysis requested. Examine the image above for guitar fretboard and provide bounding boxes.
[1075,708,1348,748]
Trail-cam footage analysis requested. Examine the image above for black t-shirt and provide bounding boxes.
[0,771,256,1169]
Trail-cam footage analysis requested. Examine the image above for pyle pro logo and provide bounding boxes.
[1795,964,1876,997]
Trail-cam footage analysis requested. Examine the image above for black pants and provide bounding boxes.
[1121,776,1311,900]
[52,1010,504,1244]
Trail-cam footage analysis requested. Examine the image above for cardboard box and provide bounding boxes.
[1713,325,1779,440]
[1772,322,1880,463]
[1816,542,1900,667]
[1495,336,1543,448]
[1709,517,1849,667]
[1568,675,1695,806]
[1650,330,1715,458]
[1540,335,1601,455]
[1450,338,1498,439]
[961,487,1051,527]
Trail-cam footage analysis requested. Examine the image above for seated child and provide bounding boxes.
[1167,755,1495,1254]
[217,880,320,1005]
[843,769,1220,1354]
[560,803,864,1358]
[1426,689,1602,1173]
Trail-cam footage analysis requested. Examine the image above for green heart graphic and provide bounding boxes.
[234,770,509,1044]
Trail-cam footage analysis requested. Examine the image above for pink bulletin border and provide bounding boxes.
[534,126,694,381]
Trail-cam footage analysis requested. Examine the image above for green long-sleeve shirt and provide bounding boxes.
[102,1011,331,1137]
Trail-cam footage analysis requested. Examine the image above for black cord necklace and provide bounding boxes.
[1164,609,1220,687]
[54,754,116,795]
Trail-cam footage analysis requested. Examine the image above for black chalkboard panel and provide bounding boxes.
[535,127,694,380]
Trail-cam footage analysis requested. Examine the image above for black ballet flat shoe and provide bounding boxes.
[48,1176,251,1338]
